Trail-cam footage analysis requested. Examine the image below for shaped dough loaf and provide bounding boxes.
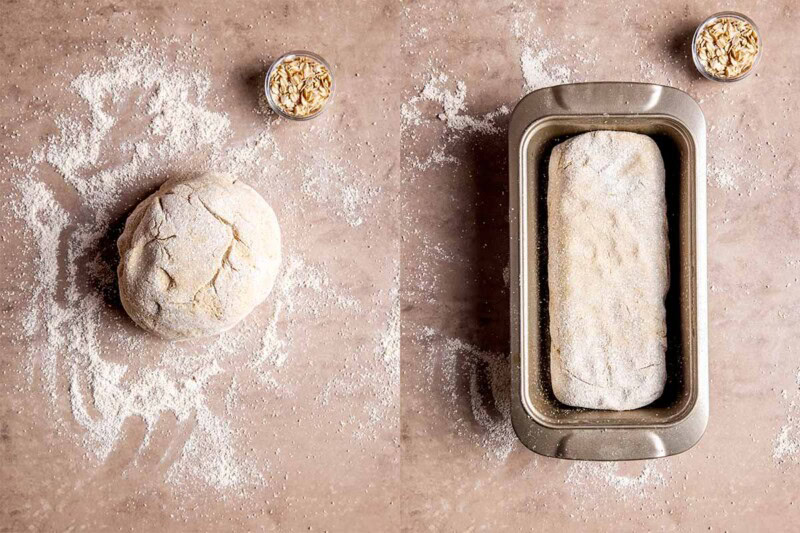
[547,131,668,410]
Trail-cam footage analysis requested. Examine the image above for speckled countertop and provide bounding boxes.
[2,1,800,532]
[1,2,399,532]
[400,1,800,531]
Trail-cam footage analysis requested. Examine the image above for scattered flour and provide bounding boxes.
[301,157,380,227]
[774,423,800,463]
[321,265,400,439]
[418,328,516,461]
[252,301,289,391]
[251,254,362,390]
[215,129,284,179]
[13,180,70,340]
[412,73,509,135]
[8,41,272,493]
[399,18,521,463]
[512,10,572,92]
[406,144,460,172]
[773,369,800,464]
[420,236,457,264]
[519,46,571,92]
[707,116,770,193]
[400,70,508,183]
[44,42,232,213]
[400,101,423,130]
[5,39,384,496]
[369,284,401,429]
[565,462,668,501]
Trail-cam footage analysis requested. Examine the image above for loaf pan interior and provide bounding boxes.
[521,115,697,427]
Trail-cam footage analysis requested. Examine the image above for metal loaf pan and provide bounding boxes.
[509,83,708,460]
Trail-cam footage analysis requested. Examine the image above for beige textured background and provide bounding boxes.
[1,0,799,532]
[400,1,800,532]
[0,1,399,532]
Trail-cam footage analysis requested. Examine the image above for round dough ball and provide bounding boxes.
[117,173,281,340]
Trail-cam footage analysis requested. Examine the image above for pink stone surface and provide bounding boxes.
[2,1,800,531]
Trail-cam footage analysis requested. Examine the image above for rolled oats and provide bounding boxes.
[269,55,332,118]
[696,16,760,79]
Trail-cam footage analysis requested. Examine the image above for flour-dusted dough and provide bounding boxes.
[547,131,668,410]
[117,173,281,340]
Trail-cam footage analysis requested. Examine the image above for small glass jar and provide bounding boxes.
[265,50,335,120]
[691,12,763,82]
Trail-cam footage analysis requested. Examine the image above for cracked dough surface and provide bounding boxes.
[117,172,281,340]
[547,131,668,410]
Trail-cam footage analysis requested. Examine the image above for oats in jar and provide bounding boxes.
[695,16,760,79]
[268,54,333,118]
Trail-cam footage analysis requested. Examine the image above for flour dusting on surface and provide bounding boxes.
[321,263,400,439]
[4,38,390,497]
[519,46,572,92]
[512,10,572,92]
[301,156,380,227]
[774,369,800,464]
[404,73,509,137]
[251,254,361,391]
[416,328,516,461]
[565,462,668,501]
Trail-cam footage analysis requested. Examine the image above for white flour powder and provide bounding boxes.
[707,116,770,193]
[6,39,385,495]
[400,13,517,463]
[13,180,70,340]
[519,46,572,92]
[406,144,460,172]
[400,70,508,181]
[403,73,509,137]
[8,41,267,493]
[251,254,361,391]
[320,263,400,439]
[565,462,668,501]
[512,10,572,92]
[301,157,380,227]
[416,328,516,461]
[773,369,800,464]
